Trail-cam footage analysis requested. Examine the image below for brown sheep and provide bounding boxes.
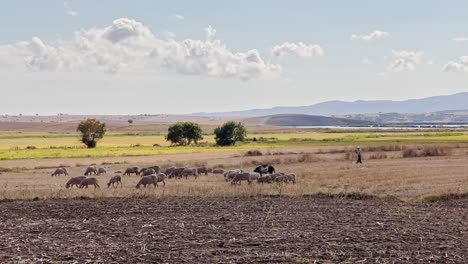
[79,177,100,189]
[139,168,156,177]
[257,175,271,184]
[84,166,97,176]
[51,167,68,176]
[231,172,253,185]
[164,166,176,175]
[168,167,185,179]
[154,173,167,186]
[197,167,209,175]
[181,168,198,179]
[107,175,122,188]
[65,176,86,188]
[136,175,157,188]
[123,167,139,176]
[97,166,107,175]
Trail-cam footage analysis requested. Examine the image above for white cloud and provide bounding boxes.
[205,25,216,41]
[271,42,324,58]
[0,18,280,80]
[452,37,468,43]
[387,50,423,72]
[172,13,184,21]
[351,30,390,42]
[442,56,468,73]
[64,2,78,17]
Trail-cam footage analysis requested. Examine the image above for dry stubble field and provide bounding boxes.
[0,127,467,263]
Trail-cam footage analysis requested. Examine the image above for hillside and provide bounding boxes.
[194,92,468,117]
[242,114,374,127]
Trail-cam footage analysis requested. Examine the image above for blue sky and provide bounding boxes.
[1,1,467,115]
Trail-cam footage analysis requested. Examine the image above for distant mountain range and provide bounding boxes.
[242,114,373,127]
[193,92,468,117]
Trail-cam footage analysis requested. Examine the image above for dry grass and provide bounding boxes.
[402,145,451,158]
[0,143,467,201]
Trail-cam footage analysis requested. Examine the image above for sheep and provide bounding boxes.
[79,177,100,189]
[197,167,209,175]
[257,175,271,184]
[65,176,86,188]
[107,175,122,188]
[123,167,139,176]
[181,168,198,179]
[273,175,290,184]
[207,168,213,173]
[224,169,243,182]
[154,173,167,186]
[269,173,283,181]
[285,173,296,184]
[139,168,156,177]
[97,166,107,175]
[168,167,185,179]
[164,167,176,175]
[212,168,224,174]
[84,166,97,176]
[231,172,253,185]
[139,166,160,175]
[51,167,68,176]
[136,175,157,188]
[249,172,260,181]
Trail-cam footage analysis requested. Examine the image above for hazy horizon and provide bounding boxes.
[2,1,468,115]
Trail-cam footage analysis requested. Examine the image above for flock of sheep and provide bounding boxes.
[50,164,297,190]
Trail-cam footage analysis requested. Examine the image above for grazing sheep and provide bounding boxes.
[136,175,157,188]
[123,167,139,176]
[181,168,198,179]
[231,172,253,185]
[224,169,243,182]
[79,177,100,189]
[257,175,271,184]
[249,172,260,181]
[149,165,160,174]
[269,173,283,181]
[97,166,107,175]
[139,166,160,175]
[285,173,296,184]
[139,168,156,177]
[107,175,122,188]
[154,173,167,186]
[212,168,224,174]
[273,175,290,184]
[168,167,185,179]
[164,167,176,175]
[51,167,68,176]
[65,176,86,188]
[197,167,209,175]
[84,166,97,176]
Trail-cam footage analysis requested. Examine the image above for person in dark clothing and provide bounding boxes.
[355,147,362,164]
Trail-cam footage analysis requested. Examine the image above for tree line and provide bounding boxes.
[76,119,246,148]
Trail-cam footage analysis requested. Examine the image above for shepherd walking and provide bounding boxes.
[355,146,363,164]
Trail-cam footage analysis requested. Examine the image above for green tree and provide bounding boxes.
[214,121,246,146]
[165,122,203,145]
[77,119,106,148]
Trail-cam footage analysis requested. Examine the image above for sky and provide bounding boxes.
[1,0,468,115]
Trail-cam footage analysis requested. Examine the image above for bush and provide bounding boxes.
[214,122,246,146]
[77,119,106,148]
[26,145,37,150]
[166,122,203,146]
